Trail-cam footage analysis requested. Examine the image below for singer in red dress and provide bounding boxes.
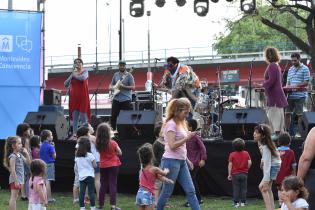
[64,58,91,136]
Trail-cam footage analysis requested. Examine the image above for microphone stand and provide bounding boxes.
[248,58,255,108]
[217,65,222,136]
[90,67,112,116]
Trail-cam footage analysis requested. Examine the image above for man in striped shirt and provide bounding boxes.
[285,53,310,137]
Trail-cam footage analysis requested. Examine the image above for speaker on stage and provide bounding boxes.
[302,111,315,137]
[117,110,157,141]
[221,108,268,140]
[44,89,61,105]
[24,111,69,140]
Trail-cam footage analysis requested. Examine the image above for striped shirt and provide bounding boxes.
[286,63,310,99]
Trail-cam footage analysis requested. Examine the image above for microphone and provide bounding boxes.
[73,63,78,70]
[154,58,161,61]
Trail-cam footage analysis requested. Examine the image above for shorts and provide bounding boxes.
[9,182,22,190]
[286,98,305,115]
[270,165,280,180]
[28,203,47,210]
[94,162,100,174]
[46,163,55,181]
[136,187,154,206]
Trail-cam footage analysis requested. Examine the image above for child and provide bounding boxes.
[39,129,56,203]
[254,124,281,210]
[279,176,309,210]
[227,138,252,208]
[136,143,174,210]
[184,119,207,207]
[96,123,122,210]
[3,136,31,210]
[276,132,297,207]
[28,159,48,210]
[75,137,97,210]
[30,135,41,159]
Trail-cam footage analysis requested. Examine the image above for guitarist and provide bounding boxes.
[109,60,135,131]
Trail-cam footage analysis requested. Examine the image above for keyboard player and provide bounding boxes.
[285,53,310,137]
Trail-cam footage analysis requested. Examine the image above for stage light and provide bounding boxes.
[210,0,219,3]
[130,0,145,17]
[194,0,209,17]
[155,0,166,7]
[240,0,256,14]
[176,0,186,7]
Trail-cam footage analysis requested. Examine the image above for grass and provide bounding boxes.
[0,189,265,210]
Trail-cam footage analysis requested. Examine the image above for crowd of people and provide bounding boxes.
[2,51,315,210]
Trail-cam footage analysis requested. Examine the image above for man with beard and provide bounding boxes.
[109,60,135,131]
[285,53,310,137]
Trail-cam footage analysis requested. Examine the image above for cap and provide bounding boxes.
[118,60,126,65]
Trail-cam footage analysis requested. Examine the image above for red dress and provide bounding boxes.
[69,70,91,122]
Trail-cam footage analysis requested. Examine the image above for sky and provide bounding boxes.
[0,0,242,61]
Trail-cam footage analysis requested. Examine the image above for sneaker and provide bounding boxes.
[21,197,28,201]
[234,203,240,208]
[110,207,121,210]
[199,200,204,204]
[295,132,302,138]
[73,198,79,204]
[48,198,56,203]
[240,202,246,207]
[183,202,190,207]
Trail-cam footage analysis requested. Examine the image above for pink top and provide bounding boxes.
[99,140,121,168]
[28,176,47,204]
[139,169,157,194]
[163,119,187,160]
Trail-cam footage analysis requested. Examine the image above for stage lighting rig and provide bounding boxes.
[194,0,209,17]
[176,0,186,7]
[130,0,145,17]
[240,0,256,14]
[155,0,166,7]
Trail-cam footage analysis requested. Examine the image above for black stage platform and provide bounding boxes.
[0,139,304,197]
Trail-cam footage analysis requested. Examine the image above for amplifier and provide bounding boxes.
[44,89,61,105]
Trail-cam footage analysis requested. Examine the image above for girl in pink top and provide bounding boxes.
[136,143,173,210]
[28,159,48,210]
[96,123,122,210]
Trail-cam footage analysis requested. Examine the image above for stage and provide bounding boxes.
[0,138,304,197]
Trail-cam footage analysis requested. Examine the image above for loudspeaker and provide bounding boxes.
[221,108,268,140]
[44,89,61,105]
[24,111,69,140]
[302,111,315,137]
[117,110,157,141]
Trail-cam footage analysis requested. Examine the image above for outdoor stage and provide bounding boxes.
[0,138,304,197]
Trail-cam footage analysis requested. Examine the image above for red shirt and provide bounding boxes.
[139,168,157,195]
[99,140,121,168]
[275,148,296,185]
[229,151,251,175]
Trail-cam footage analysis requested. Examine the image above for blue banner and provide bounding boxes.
[0,11,42,139]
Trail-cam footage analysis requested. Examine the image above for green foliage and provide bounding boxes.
[214,3,307,54]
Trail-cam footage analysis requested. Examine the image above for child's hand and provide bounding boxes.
[163,168,170,175]
[279,191,290,203]
[164,177,174,184]
[187,159,194,170]
[199,160,205,168]
[227,175,232,181]
[259,182,269,192]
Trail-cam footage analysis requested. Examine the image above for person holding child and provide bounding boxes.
[96,123,122,210]
[39,130,56,203]
[156,98,200,210]
[227,138,252,208]
[136,143,174,210]
[28,159,48,210]
[3,136,31,210]
[254,124,281,210]
[75,137,97,210]
[279,176,309,210]
[184,119,207,207]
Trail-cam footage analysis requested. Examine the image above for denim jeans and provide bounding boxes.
[157,158,200,210]
[232,173,248,204]
[79,176,95,208]
[72,110,88,134]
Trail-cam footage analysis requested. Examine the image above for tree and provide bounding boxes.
[214,0,313,70]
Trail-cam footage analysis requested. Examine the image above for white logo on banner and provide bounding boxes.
[16,36,32,53]
[0,35,13,52]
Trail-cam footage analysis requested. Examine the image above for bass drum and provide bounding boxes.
[194,93,210,114]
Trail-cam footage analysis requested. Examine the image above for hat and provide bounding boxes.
[118,60,126,65]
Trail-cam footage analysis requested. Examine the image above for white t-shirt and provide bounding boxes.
[75,152,95,181]
[281,198,309,210]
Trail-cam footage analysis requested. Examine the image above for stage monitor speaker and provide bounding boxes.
[221,108,268,140]
[24,111,69,140]
[117,110,157,141]
[302,111,315,137]
[44,89,61,105]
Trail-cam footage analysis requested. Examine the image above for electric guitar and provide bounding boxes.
[110,68,134,99]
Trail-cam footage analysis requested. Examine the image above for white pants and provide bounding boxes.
[28,204,46,210]
[266,106,284,133]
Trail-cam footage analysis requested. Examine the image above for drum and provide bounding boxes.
[194,93,210,114]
